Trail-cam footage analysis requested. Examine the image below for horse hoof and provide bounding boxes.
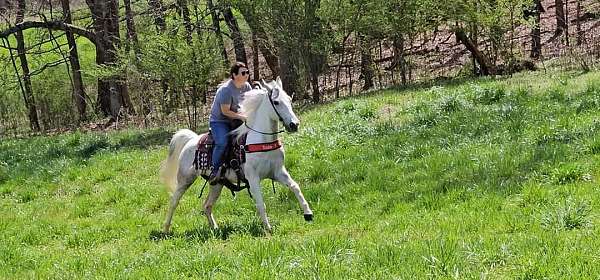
[304,214,313,221]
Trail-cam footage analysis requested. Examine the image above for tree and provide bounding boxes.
[576,0,583,45]
[86,0,133,120]
[455,28,496,75]
[525,0,544,59]
[207,0,229,66]
[554,0,567,36]
[303,0,327,102]
[433,0,532,75]
[236,1,280,77]
[359,33,374,90]
[15,0,41,131]
[177,0,193,43]
[251,32,260,79]
[148,0,167,32]
[124,0,140,55]
[221,2,247,63]
[61,0,87,121]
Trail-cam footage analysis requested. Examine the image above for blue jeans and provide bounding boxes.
[210,121,232,171]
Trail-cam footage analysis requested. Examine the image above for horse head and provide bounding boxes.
[260,77,300,132]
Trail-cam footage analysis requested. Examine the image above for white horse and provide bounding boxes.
[159,77,313,233]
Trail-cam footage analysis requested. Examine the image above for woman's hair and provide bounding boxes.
[230,62,247,79]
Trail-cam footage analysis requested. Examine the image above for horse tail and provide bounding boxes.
[160,129,197,194]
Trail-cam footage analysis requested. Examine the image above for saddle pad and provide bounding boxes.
[193,133,213,170]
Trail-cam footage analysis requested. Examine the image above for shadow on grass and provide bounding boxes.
[295,74,506,115]
[149,220,266,243]
[0,128,175,183]
[113,129,173,150]
[73,129,173,159]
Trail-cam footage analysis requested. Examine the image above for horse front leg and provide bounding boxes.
[274,167,313,221]
[203,184,223,230]
[246,173,272,233]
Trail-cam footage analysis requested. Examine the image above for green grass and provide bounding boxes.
[2,70,600,278]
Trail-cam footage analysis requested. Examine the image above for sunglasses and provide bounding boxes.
[239,70,249,76]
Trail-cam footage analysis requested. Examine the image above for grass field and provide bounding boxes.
[1,70,600,279]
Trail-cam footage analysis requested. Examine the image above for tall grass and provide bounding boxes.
[1,70,600,278]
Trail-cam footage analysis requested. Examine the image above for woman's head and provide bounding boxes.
[230,62,249,82]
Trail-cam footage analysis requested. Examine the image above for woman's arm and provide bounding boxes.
[220,104,247,121]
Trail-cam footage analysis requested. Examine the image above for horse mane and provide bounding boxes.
[231,89,267,137]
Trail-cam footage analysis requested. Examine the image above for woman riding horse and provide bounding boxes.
[160,75,313,233]
[208,62,252,184]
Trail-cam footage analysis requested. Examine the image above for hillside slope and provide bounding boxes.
[1,70,600,278]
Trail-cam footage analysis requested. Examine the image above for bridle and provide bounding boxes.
[244,88,287,135]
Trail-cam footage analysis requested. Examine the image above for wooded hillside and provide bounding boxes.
[0,0,598,135]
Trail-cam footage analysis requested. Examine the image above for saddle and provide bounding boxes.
[193,131,249,195]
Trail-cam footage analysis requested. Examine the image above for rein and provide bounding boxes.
[244,121,284,135]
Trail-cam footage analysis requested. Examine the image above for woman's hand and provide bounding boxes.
[221,104,246,121]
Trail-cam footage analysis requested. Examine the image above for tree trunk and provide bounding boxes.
[148,0,166,32]
[221,5,247,63]
[555,0,567,36]
[147,0,168,113]
[177,0,200,118]
[124,0,140,54]
[576,0,582,45]
[359,34,374,90]
[530,0,543,59]
[455,29,496,76]
[61,0,87,121]
[207,0,228,67]
[177,0,193,43]
[393,35,407,86]
[86,0,130,119]
[279,45,300,99]
[309,67,319,103]
[471,24,480,75]
[108,0,134,116]
[105,0,131,117]
[15,0,40,131]
[564,0,570,46]
[86,0,109,116]
[304,0,323,102]
[252,32,260,80]
[238,5,279,77]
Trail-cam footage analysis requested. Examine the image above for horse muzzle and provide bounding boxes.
[286,121,299,132]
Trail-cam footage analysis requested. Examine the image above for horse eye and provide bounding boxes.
[273,101,280,106]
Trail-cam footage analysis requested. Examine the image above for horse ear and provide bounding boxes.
[252,81,263,90]
[261,79,272,92]
[276,76,282,88]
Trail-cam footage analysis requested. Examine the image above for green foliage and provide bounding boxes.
[132,34,224,89]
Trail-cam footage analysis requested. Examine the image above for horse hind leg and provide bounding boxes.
[163,170,197,233]
[203,184,223,230]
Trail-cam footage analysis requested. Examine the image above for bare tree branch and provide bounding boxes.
[0,21,97,45]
